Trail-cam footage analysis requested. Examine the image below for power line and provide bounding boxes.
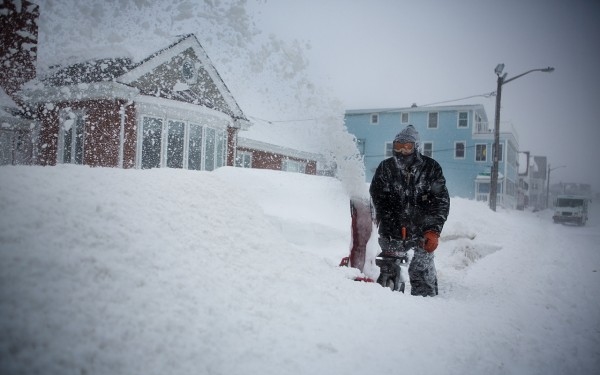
[247,115,317,124]
[246,91,497,123]
[419,92,496,107]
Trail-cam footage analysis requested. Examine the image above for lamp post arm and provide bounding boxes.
[503,67,554,85]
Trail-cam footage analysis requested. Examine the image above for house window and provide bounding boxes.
[181,59,197,83]
[458,111,468,128]
[356,138,366,155]
[235,151,252,168]
[428,112,438,128]
[476,144,487,161]
[455,141,465,159]
[204,127,226,171]
[475,113,487,132]
[58,109,85,164]
[401,112,409,124]
[385,142,393,157]
[282,159,306,173]
[423,142,433,157]
[370,113,379,125]
[139,116,226,171]
[141,117,163,169]
[188,123,203,170]
[167,120,185,168]
[493,143,504,162]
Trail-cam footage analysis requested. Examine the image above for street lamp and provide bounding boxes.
[489,64,555,211]
[546,164,566,209]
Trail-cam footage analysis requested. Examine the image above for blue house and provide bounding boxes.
[344,104,521,209]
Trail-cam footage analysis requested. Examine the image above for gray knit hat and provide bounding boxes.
[394,124,419,144]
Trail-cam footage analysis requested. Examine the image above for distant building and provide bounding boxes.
[345,104,521,209]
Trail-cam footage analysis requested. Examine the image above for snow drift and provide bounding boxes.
[0,165,599,375]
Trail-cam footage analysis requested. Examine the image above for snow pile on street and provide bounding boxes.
[1,165,599,375]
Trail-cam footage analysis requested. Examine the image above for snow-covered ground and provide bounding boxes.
[1,165,599,375]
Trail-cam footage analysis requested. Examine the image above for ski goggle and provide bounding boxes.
[393,141,415,153]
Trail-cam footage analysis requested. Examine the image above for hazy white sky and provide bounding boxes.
[34,0,600,190]
[247,0,600,189]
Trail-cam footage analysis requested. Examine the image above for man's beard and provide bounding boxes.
[395,151,416,166]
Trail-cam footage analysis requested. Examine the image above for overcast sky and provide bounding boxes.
[34,0,600,190]
[246,0,600,190]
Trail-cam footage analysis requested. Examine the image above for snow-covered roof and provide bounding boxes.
[25,34,249,124]
[346,104,489,122]
[40,36,183,76]
[239,117,326,157]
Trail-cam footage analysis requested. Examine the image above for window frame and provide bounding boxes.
[57,108,86,165]
[282,159,306,173]
[137,115,227,171]
[458,111,469,128]
[400,112,409,124]
[428,112,438,129]
[475,143,488,162]
[385,141,393,157]
[454,141,466,159]
[493,143,504,162]
[422,142,433,157]
[370,113,379,125]
[235,151,253,168]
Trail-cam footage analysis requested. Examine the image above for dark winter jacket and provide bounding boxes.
[369,153,450,240]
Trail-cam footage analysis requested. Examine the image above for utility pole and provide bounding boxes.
[489,71,504,211]
[489,64,554,211]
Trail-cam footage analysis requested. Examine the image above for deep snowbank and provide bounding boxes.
[1,165,598,375]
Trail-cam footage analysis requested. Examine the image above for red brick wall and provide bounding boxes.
[227,127,238,167]
[122,102,137,169]
[36,105,59,165]
[237,147,317,175]
[0,0,38,105]
[37,99,131,167]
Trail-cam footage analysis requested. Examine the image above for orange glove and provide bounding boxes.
[423,230,440,253]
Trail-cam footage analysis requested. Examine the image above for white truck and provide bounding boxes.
[552,195,590,226]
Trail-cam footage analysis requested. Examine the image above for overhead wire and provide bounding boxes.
[246,91,497,124]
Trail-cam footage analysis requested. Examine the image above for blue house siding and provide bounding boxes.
[345,104,520,208]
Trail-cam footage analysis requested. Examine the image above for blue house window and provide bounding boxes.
[423,142,433,157]
[401,112,409,124]
[370,113,379,124]
[428,112,438,128]
[455,141,465,159]
[458,111,468,128]
[476,144,487,162]
[493,143,504,162]
[385,142,393,157]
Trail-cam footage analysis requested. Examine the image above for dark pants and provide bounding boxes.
[408,248,438,296]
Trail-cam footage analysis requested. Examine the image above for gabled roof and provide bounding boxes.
[42,58,135,86]
[117,34,247,122]
[23,34,248,125]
